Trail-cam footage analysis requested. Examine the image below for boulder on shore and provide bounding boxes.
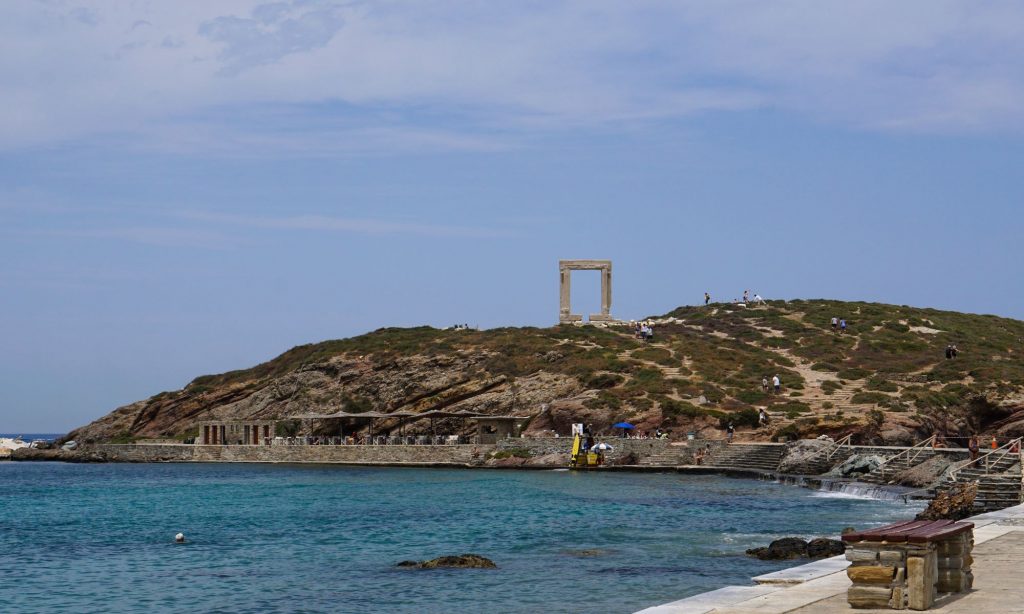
[397,554,497,569]
[746,537,845,560]
[892,456,951,488]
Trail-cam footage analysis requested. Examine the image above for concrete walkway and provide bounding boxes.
[637,505,1024,614]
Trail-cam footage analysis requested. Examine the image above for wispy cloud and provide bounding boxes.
[179,210,511,238]
[1,1,1023,153]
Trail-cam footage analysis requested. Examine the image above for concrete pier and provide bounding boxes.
[636,504,1024,613]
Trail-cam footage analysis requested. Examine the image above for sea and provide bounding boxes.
[0,463,923,614]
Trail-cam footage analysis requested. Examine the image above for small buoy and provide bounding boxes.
[175,533,185,543]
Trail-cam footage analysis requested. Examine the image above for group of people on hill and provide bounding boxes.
[703,290,765,306]
[633,321,655,341]
[830,316,848,334]
[761,374,782,394]
[945,344,960,359]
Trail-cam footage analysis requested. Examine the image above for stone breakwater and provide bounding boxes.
[16,443,492,465]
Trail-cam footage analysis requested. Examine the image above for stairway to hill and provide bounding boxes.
[704,442,787,473]
[944,455,1023,513]
[795,446,856,476]
[637,442,723,466]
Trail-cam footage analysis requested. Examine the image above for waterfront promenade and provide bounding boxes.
[638,504,1024,614]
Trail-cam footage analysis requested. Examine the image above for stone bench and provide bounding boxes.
[841,520,974,610]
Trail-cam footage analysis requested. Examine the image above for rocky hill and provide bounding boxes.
[67,300,1024,445]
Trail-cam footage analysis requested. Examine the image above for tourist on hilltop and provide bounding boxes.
[753,293,765,305]
[726,422,735,443]
[704,292,711,306]
[840,318,847,334]
[743,289,749,302]
[831,316,838,333]
[772,374,781,394]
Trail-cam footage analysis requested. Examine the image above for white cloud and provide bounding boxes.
[1,1,1022,152]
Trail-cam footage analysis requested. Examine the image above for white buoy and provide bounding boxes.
[175,533,185,543]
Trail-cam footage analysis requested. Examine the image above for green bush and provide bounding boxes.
[736,389,768,404]
[586,373,623,389]
[838,367,871,380]
[719,407,760,429]
[811,362,840,372]
[851,391,892,405]
[866,378,899,392]
[821,380,842,394]
[491,448,532,459]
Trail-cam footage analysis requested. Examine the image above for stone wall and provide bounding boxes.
[86,443,495,465]
[496,437,669,462]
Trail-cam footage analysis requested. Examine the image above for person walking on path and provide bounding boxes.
[762,376,769,393]
[743,289,749,303]
[968,435,980,466]
[726,422,735,443]
[840,318,847,334]
[831,316,838,333]
[951,344,959,358]
[772,374,781,394]
[704,292,711,306]
[945,344,954,360]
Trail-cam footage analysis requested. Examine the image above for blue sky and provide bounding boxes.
[2,1,1023,432]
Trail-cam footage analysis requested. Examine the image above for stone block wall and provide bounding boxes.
[87,443,495,465]
[495,437,669,463]
[845,533,973,610]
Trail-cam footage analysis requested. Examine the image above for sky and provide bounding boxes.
[2,1,1023,432]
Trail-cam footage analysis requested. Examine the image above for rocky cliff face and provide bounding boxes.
[67,300,1024,444]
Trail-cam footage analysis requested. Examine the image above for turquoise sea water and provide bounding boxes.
[0,463,922,613]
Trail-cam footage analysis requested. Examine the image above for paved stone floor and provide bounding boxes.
[638,505,1024,614]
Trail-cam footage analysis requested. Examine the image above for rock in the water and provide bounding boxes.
[916,482,977,521]
[747,537,809,560]
[806,538,845,559]
[823,454,884,478]
[398,554,497,569]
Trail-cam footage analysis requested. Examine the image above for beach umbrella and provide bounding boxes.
[592,442,614,451]
[612,422,635,429]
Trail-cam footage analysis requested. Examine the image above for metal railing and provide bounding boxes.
[827,434,853,460]
[947,437,1022,481]
[873,435,937,472]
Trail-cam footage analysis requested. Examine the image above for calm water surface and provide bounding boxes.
[0,463,922,613]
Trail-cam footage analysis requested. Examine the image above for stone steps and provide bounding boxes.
[704,443,786,472]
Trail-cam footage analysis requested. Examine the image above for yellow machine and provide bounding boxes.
[569,434,603,468]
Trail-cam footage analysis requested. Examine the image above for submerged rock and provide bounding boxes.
[397,554,497,569]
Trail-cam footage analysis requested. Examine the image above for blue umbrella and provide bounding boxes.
[612,422,635,429]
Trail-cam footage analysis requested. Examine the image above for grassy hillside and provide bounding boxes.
[75,299,1024,444]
